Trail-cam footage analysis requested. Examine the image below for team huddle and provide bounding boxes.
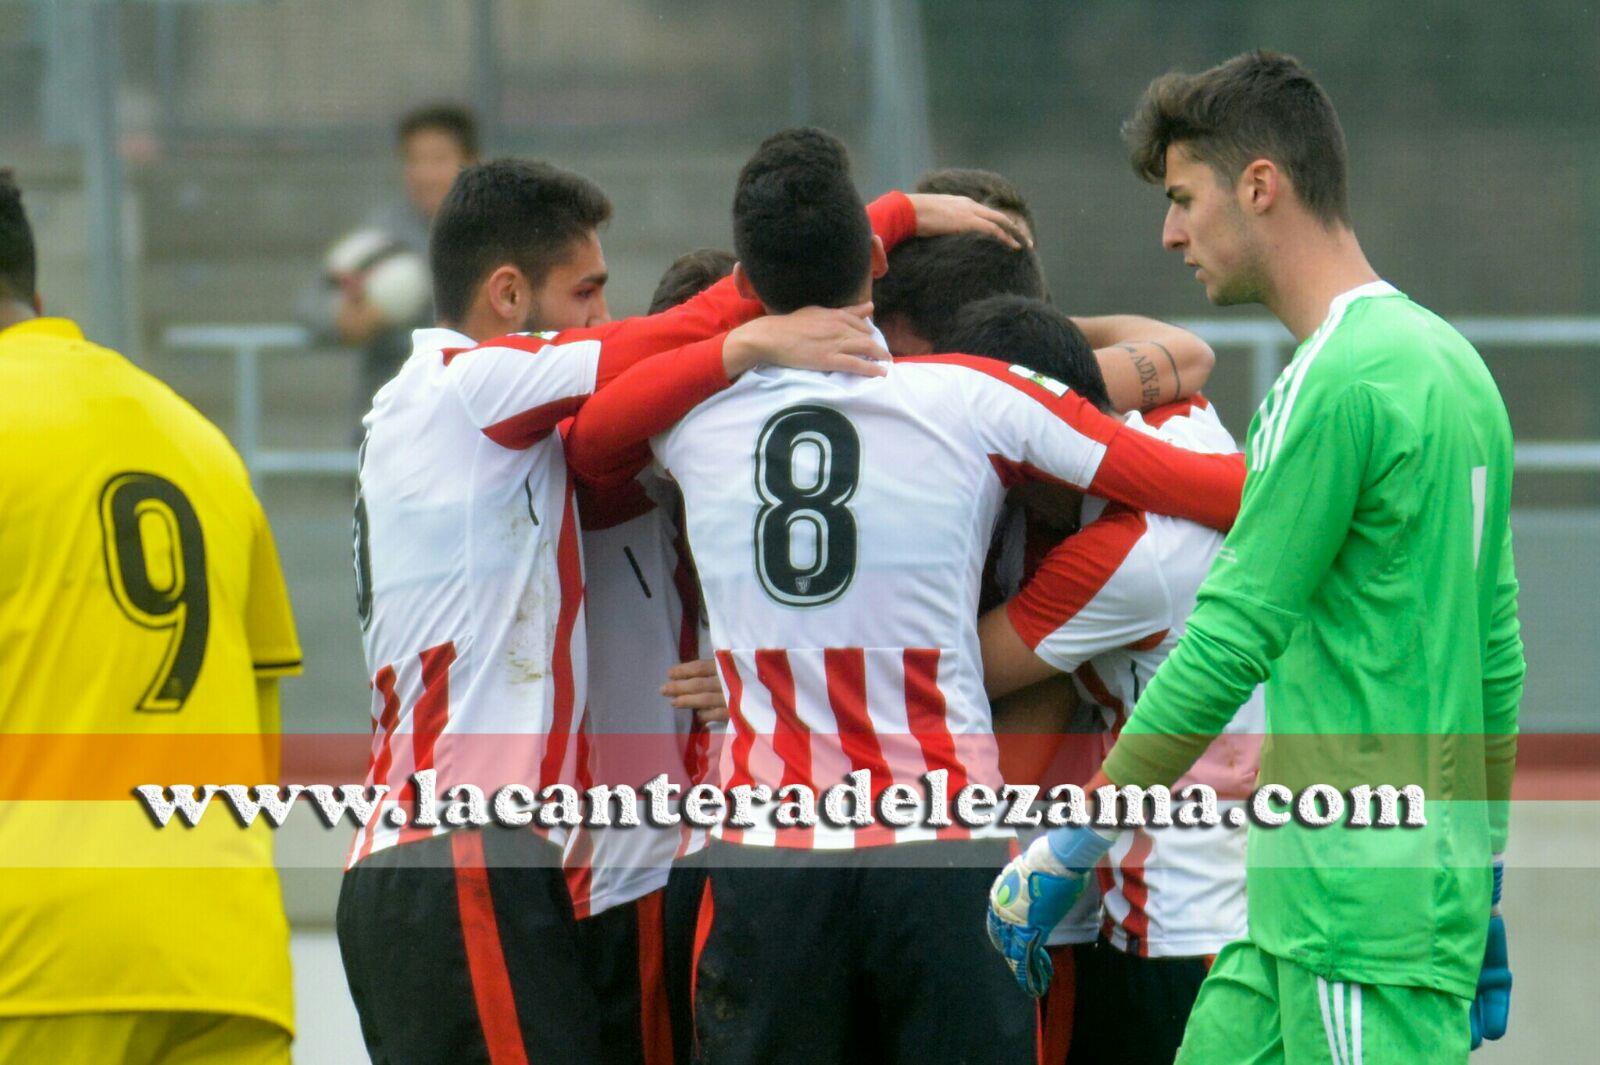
[332,50,1519,1065]
[0,43,1522,1065]
[338,127,1250,1060]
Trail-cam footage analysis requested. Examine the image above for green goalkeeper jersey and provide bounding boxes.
[1102,281,1524,998]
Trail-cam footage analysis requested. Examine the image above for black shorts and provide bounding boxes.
[1063,937,1214,1065]
[336,827,602,1065]
[691,839,1037,1065]
[663,850,711,1065]
[1038,942,1095,1064]
[574,886,675,1065]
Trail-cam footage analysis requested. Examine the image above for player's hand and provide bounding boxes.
[662,659,729,725]
[723,304,889,379]
[986,826,1114,997]
[904,193,1032,249]
[1470,859,1511,1050]
[335,280,388,344]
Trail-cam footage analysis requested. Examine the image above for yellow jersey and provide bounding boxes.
[0,318,300,1033]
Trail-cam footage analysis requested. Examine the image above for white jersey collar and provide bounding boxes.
[1323,280,1400,325]
[411,325,475,356]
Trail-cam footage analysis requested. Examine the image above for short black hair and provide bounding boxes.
[429,159,612,324]
[1124,51,1350,226]
[732,127,872,314]
[939,295,1111,413]
[873,233,1046,348]
[648,247,736,314]
[915,167,1035,237]
[0,170,37,305]
[399,103,480,159]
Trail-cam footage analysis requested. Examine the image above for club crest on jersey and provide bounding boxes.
[1008,364,1068,397]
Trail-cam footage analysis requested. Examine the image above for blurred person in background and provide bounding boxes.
[0,172,301,1063]
[300,103,480,427]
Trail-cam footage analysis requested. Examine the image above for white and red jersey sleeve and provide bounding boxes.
[447,190,920,461]
[441,276,750,451]
[1006,505,1172,675]
[900,356,1246,532]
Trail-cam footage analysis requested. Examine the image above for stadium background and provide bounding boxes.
[3,1,1595,1061]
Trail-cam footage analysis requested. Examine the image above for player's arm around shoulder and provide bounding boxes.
[1072,315,1215,414]
[980,507,1170,700]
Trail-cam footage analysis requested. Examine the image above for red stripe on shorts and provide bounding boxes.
[451,831,530,1065]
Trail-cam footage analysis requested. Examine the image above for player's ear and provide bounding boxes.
[483,264,526,322]
[1239,159,1278,215]
[731,262,760,302]
[869,234,888,280]
[30,292,42,316]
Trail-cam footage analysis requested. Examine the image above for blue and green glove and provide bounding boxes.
[986,825,1116,997]
[1470,856,1511,1050]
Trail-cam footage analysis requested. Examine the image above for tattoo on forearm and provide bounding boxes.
[1120,344,1162,406]
[1149,340,1181,399]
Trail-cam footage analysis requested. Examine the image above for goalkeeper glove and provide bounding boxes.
[986,825,1115,997]
[1470,856,1511,1050]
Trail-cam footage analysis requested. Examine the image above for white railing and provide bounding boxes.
[165,319,1600,479]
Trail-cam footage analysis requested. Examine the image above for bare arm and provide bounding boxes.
[979,606,1058,699]
[1072,315,1215,414]
[992,673,1079,787]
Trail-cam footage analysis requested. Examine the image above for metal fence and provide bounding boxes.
[164,317,1600,480]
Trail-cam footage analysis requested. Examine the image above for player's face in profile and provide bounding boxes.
[530,230,611,330]
[402,128,471,219]
[1160,144,1265,307]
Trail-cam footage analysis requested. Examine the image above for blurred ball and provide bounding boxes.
[323,227,431,326]
[364,251,431,324]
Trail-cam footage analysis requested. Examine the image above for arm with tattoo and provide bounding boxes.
[1072,315,1214,414]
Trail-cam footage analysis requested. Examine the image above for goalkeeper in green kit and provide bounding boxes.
[985,52,1521,1063]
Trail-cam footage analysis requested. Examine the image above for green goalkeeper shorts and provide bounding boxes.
[1175,939,1472,1065]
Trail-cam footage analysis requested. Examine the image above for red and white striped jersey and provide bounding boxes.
[563,474,705,918]
[650,344,1246,849]
[349,273,763,867]
[1006,399,1263,955]
[350,326,589,865]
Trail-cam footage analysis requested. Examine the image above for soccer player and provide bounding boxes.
[571,218,1015,1063]
[0,173,301,1061]
[565,127,1248,1065]
[871,224,1216,417]
[916,167,1037,247]
[592,245,733,1065]
[648,248,738,315]
[561,249,736,1062]
[950,296,1261,1065]
[987,51,1522,1064]
[341,156,1014,1063]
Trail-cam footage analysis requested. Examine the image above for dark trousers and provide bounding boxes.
[691,839,1037,1065]
[336,827,602,1065]
[664,851,712,1065]
[1064,936,1215,1065]
[576,887,675,1065]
